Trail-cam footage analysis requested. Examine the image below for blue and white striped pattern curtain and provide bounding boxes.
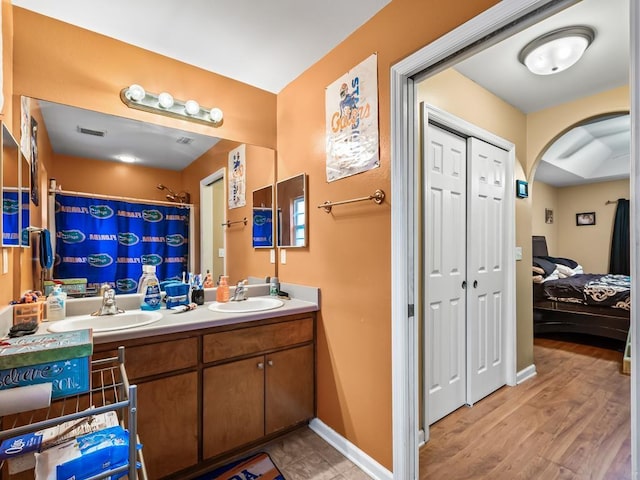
[53,193,189,294]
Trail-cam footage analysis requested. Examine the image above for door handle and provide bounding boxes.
[462,281,467,289]
[473,280,478,288]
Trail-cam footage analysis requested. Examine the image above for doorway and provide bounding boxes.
[390,0,639,479]
[200,168,226,281]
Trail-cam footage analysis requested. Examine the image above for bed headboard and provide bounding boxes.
[532,236,549,257]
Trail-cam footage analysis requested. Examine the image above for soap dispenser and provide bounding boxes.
[46,284,67,321]
[216,276,229,303]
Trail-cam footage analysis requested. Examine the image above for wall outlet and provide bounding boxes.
[280,249,287,264]
[270,249,275,264]
[515,246,522,261]
[218,248,225,258]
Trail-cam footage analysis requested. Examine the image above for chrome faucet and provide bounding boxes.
[92,284,125,316]
[230,280,247,301]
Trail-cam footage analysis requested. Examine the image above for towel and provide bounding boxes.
[39,229,54,269]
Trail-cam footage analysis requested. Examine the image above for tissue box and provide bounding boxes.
[44,279,87,297]
[0,330,93,399]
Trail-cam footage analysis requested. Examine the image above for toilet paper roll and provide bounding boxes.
[0,383,52,416]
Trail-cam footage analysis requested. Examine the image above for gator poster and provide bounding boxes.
[325,53,379,182]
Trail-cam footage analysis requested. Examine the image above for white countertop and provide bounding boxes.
[37,296,319,345]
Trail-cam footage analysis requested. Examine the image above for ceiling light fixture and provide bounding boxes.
[120,85,223,127]
[518,26,595,76]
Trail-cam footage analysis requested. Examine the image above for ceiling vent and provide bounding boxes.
[176,136,194,145]
[77,126,106,137]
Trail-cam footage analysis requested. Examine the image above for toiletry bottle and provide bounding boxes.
[140,265,161,311]
[46,284,67,321]
[270,276,279,296]
[137,265,153,294]
[216,276,229,303]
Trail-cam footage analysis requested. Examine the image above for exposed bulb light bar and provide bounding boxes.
[518,26,595,76]
[120,85,224,127]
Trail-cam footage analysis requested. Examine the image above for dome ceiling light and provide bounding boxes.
[518,26,595,76]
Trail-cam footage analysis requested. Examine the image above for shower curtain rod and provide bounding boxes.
[49,188,193,208]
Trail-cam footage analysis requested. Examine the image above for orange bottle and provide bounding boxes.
[216,276,229,303]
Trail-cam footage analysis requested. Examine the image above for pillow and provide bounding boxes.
[532,256,557,277]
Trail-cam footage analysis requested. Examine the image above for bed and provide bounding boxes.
[532,235,630,342]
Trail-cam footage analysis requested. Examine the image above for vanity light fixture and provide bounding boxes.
[120,84,223,127]
[518,26,595,76]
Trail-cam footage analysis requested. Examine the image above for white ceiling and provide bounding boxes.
[12,0,391,94]
[14,0,630,184]
[454,0,629,187]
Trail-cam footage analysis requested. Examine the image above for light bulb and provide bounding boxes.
[158,92,174,109]
[209,108,223,123]
[184,100,200,116]
[126,84,146,102]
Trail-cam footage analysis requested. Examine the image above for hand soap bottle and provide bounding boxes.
[216,276,229,303]
[140,265,161,311]
[46,284,67,321]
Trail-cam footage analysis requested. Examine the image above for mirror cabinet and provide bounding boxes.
[252,185,273,248]
[2,125,20,247]
[276,173,307,248]
[20,151,31,247]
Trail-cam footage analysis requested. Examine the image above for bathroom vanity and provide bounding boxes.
[86,296,317,479]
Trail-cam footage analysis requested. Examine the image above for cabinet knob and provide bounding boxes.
[257,362,264,369]
[267,360,274,367]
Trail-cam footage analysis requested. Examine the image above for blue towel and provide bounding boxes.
[39,229,54,269]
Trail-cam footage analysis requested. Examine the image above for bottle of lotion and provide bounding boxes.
[46,284,67,321]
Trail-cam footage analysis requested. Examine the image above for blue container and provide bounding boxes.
[164,283,190,309]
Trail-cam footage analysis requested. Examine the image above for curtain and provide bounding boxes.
[609,198,630,275]
[53,193,190,294]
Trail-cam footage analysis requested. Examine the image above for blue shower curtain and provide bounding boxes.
[609,198,630,275]
[53,193,190,294]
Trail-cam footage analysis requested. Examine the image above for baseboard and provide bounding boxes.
[516,364,537,384]
[309,418,393,480]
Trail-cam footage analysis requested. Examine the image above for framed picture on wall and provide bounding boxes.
[576,212,596,226]
[545,208,553,224]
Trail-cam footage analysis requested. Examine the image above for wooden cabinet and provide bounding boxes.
[203,343,314,459]
[94,313,315,479]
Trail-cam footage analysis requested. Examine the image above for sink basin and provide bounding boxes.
[47,310,163,333]
[208,296,284,313]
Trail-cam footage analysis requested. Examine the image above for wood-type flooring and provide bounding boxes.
[420,336,631,479]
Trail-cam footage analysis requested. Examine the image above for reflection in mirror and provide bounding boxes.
[2,125,20,247]
[20,152,31,247]
[276,173,306,247]
[22,97,277,290]
[252,185,273,248]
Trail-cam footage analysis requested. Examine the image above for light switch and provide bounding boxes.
[270,249,275,264]
[515,246,522,261]
[280,249,287,264]
[218,248,225,258]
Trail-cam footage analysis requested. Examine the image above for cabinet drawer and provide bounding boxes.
[126,337,198,379]
[203,318,313,363]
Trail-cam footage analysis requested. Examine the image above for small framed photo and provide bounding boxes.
[516,180,528,198]
[576,212,596,226]
[545,208,553,224]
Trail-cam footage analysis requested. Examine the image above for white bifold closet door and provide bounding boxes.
[424,123,507,426]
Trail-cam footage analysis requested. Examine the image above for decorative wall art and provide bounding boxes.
[576,212,596,226]
[30,117,39,206]
[545,208,553,224]
[325,53,379,182]
[228,144,246,209]
[20,96,30,158]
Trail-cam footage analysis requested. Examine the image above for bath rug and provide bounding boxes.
[194,452,285,480]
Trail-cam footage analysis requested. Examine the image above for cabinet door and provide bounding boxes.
[136,372,199,479]
[265,344,314,434]
[203,356,265,458]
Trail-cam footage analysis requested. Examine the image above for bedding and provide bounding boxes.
[541,273,631,311]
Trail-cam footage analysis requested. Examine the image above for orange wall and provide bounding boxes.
[277,0,499,468]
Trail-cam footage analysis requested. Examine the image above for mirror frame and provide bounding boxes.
[252,184,274,248]
[20,151,31,247]
[276,173,307,248]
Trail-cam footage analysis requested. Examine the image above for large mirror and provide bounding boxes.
[20,151,31,247]
[23,97,276,290]
[276,173,306,247]
[2,125,20,247]
[252,185,273,248]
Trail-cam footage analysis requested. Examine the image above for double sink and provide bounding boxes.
[47,297,285,334]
